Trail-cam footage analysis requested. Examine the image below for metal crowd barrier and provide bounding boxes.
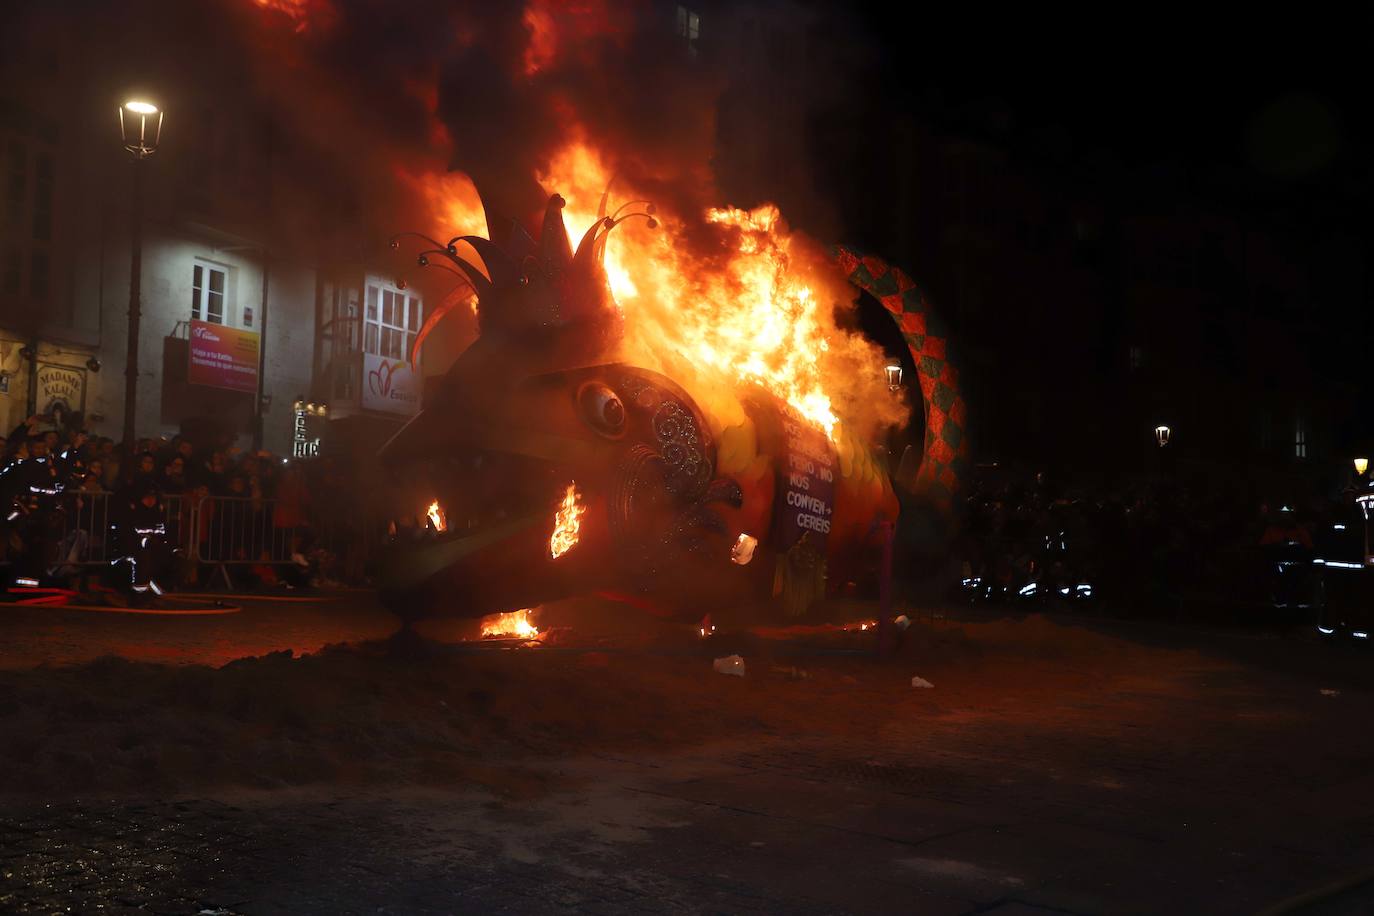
[20,489,396,588]
[195,495,298,565]
[45,491,300,568]
[49,491,188,568]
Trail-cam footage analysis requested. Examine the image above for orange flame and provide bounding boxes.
[397,167,487,246]
[426,500,446,532]
[481,608,540,639]
[395,19,906,444]
[549,483,585,559]
[537,141,896,440]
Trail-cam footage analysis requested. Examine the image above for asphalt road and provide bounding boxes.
[3,593,1374,914]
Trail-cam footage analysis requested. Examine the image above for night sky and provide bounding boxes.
[853,7,1374,220]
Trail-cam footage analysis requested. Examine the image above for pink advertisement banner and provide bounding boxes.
[188,320,260,393]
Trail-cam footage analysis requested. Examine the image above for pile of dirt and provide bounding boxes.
[0,614,1205,797]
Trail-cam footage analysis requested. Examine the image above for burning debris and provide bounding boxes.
[480,608,540,640]
[426,500,447,533]
[549,484,585,560]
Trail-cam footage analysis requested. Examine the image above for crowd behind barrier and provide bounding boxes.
[952,467,1368,618]
[0,412,398,593]
[4,412,1368,614]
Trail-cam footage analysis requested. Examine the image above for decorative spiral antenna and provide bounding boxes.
[390,192,658,365]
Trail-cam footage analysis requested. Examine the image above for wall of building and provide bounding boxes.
[72,226,317,454]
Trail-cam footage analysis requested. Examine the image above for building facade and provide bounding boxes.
[0,31,425,457]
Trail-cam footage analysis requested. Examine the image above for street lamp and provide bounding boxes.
[118,98,161,455]
[119,100,162,159]
[1355,457,1368,476]
[1154,424,1171,448]
[884,362,903,391]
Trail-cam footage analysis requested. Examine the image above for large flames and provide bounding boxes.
[246,0,905,444]
[410,140,896,441]
[481,608,540,639]
[549,483,585,559]
[540,142,894,440]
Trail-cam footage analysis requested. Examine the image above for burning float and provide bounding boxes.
[378,173,969,627]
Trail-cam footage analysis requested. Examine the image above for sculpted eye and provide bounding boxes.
[578,382,626,437]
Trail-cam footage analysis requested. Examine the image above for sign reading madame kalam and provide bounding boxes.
[188,320,259,393]
[35,363,86,415]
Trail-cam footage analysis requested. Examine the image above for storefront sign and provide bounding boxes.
[188,320,260,393]
[35,363,86,416]
[292,402,322,458]
[362,353,421,416]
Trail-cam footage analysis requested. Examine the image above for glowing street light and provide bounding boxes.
[1154,425,1171,448]
[1355,457,1368,476]
[117,96,163,456]
[884,362,903,391]
[119,99,162,159]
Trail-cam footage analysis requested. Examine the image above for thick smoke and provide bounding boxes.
[7,0,462,258]
[428,1,726,240]
[14,0,906,438]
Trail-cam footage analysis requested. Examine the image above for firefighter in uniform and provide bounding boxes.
[109,484,172,603]
[0,435,65,584]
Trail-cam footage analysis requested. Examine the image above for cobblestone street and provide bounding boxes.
[4,597,1374,913]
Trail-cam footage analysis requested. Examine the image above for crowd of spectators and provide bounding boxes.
[953,468,1364,620]
[7,410,1364,619]
[0,412,382,595]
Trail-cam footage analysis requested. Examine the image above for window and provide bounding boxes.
[1295,417,1308,460]
[192,262,226,324]
[364,281,421,362]
[1128,345,1143,371]
[676,5,700,57]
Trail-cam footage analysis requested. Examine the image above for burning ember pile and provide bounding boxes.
[480,608,540,639]
[549,483,585,559]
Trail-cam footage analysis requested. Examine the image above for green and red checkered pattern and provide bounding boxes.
[832,246,969,510]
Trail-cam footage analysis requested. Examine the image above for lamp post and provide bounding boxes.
[1355,458,1372,564]
[884,362,903,392]
[253,252,269,450]
[117,99,162,455]
[1154,424,1171,448]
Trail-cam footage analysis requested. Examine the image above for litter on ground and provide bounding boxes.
[713,655,747,677]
